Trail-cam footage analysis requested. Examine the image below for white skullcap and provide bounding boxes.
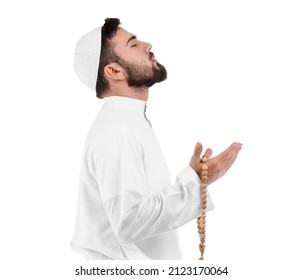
[74,27,102,90]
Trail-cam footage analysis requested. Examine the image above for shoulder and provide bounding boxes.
[89,124,141,158]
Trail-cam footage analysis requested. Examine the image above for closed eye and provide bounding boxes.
[126,35,137,47]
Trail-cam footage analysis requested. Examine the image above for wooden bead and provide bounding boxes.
[202,156,208,163]
[202,164,208,170]
[202,170,208,176]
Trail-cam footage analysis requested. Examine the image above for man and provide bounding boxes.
[70,18,242,260]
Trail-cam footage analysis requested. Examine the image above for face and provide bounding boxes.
[111,28,167,88]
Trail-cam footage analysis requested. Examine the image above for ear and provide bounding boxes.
[104,63,125,81]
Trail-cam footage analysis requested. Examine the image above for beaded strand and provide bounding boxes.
[197,155,208,260]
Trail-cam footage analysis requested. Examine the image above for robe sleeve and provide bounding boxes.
[90,127,214,245]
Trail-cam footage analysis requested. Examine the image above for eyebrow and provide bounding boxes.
[126,35,137,46]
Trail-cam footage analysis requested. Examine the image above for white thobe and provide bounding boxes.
[70,96,214,260]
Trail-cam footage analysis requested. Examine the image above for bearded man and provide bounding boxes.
[70,18,242,260]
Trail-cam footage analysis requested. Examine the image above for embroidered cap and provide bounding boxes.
[73,27,102,90]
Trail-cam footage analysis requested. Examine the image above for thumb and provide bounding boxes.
[192,142,203,161]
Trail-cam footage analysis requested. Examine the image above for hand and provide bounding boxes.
[189,142,242,185]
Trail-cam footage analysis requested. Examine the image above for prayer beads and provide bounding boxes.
[197,156,208,260]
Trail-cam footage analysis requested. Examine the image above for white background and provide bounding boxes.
[0,0,302,279]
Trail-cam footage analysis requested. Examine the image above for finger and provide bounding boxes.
[224,154,238,169]
[228,143,243,159]
[231,142,243,153]
[203,148,213,160]
[218,142,242,158]
[224,145,242,169]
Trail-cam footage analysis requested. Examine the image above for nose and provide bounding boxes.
[143,41,152,52]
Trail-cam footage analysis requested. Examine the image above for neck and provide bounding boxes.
[104,85,149,101]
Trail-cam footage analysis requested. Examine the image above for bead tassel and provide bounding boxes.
[198,156,208,260]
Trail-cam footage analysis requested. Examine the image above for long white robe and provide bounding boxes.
[70,96,214,259]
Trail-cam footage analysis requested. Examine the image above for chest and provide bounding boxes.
[139,128,171,196]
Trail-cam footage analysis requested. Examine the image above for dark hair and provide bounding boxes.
[95,18,121,99]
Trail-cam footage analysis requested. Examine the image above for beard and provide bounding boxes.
[115,54,167,88]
